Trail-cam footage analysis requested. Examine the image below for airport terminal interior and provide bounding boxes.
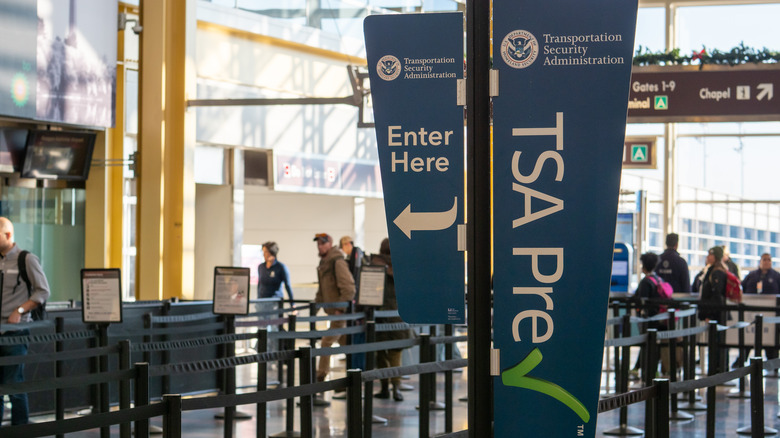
[1,0,779,436]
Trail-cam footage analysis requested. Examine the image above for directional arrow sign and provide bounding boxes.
[394,197,457,239]
[365,13,465,324]
[757,83,773,101]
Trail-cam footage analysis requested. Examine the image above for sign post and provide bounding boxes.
[364,13,466,324]
[491,0,638,436]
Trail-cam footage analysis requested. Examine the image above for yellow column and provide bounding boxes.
[137,0,196,300]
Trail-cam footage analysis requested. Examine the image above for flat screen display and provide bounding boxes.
[0,128,29,173]
[21,130,96,180]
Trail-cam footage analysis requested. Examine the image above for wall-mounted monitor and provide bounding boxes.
[21,130,96,181]
[0,128,29,173]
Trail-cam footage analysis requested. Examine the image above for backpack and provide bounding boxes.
[724,270,743,303]
[647,274,673,313]
[16,250,47,320]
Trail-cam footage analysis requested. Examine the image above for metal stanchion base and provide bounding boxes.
[602,425,644,436]
[727,389,751,399]
[415,401,446,411]
[736,425,778,435]
[372,415,388,424]
[398,383,414,391]
[213,411,252,420]
[269,431,301,437]
[150,425,163,434]
[669,410,694,421]
[678,401,708,411]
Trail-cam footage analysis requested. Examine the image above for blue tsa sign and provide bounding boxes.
[364,13,465,324]
[492,0,638,436]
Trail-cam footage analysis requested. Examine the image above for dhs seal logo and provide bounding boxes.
[501,30,538,69]
[377,55,402,81]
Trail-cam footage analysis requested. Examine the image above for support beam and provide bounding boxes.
[137,0,197,300]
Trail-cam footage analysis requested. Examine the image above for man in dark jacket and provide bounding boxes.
[656,233,691,293]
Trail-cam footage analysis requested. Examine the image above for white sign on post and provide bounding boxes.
[81,269,123,323]
[357,265,386,307]
[212,267,250,315]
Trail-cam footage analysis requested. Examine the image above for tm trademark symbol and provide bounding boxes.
[577,424,584,436]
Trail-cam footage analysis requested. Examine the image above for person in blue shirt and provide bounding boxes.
[742,253,780,295]
[257,242,294,301]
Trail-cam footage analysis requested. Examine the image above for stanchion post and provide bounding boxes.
[135,362,150,438]
[256,329,268,438]
[686,305,699,407]
[619,313,631,423]
[444,324,453,433]
[644,329,658,437]
[347,369,364,438]
[754,314,764,361]
[162,303,172,396]
[299,346,313,437]
[55,317,65,438]
[738,306,747,394]
[346,301,354,370]
[653,378,670,438]
[309,302,318,350]
[162,394,182,438]
[119,340,132,438]
[363,320,376,438]
[98,323,110,438]
[223,315,236,438]
[612,301,621,391]
[286,315,297,433]
[419,333,431,438]
[706,321,719,438]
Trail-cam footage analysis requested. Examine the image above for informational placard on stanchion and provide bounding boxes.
[357,265,386,307]
[212,267,250,315]
[81,269,123,323]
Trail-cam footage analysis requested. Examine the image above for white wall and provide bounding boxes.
[243,186,387,287]
[194,184,233,300]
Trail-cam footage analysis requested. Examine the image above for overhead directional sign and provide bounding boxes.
[628,65,780,122]
[364,13,465,324]
[492,0,638,436]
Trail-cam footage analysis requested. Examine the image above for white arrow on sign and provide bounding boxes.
[394,197,458,239]
[757,83,773,101]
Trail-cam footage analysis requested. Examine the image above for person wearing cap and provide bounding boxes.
[338,236,364,284]
[257,242,294,301]
[698,246,728,322]
[312,233,356,405]
[722,245,741,278]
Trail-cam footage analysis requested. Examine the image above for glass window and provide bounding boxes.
[714,223,726,237]
[677,4,780,53]
[683,218,693,232]
[649,231,661,249]
[634,7,665,53]
[730,226,741,239]
[744,243,755,256]
[648,213,661,229]
[773,232,779,244]
[698,221,711,235]
[744,228,754,241]
[758,230,767,243]
[730,242,739,255]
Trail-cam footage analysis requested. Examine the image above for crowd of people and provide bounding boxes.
[632,232,780,374]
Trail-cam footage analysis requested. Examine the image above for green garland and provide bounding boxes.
[633,43,780,68]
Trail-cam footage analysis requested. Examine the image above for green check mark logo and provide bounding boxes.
[501,347,590,423]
